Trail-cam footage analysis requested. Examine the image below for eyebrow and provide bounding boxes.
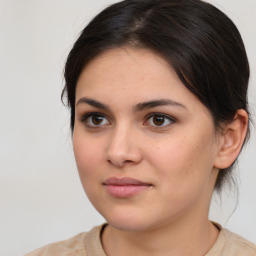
[76,97,110,110]
[76,97,186,111]
[134,99,187,111]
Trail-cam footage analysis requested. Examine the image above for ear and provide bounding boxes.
[214,109,248,169]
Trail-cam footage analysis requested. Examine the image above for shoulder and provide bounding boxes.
[207,223,256,256]
[222,228,256,256]
[24,232,87,256]
[24,225,105,256]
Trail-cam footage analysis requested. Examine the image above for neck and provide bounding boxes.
[102,216,219,256]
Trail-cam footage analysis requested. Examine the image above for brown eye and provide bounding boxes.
[152,116,165,126]
[146,113,174,127]
[82,113,110,127]
[91,115,104,125]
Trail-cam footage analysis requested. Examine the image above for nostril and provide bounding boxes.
[107,158,135,167]
[124,160,133,163]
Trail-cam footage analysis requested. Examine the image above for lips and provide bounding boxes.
[103,177,152,198]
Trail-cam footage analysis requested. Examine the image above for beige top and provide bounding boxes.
[25,224,256,256]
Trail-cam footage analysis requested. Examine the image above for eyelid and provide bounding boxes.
[145,112,176,121]
[145,112,176,120]
[144,112,176,127]
[80,112,111,127]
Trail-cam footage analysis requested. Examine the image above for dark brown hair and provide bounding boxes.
[62,0,250,190]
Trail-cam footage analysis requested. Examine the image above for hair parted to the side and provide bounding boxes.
[62,0,250,190]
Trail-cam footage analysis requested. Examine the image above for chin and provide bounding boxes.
[100,208,161,232]
[107,218,151,232]
[94,206,141,230]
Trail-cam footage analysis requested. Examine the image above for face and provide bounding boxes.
[73,48,220,232]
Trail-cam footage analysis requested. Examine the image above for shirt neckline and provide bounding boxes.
[84,222,225,256]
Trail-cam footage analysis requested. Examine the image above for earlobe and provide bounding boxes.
[214,109,248,169]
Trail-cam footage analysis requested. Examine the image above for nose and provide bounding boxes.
[105,124,142,168]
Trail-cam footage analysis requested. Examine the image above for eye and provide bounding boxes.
[145,113,175,127]
[81,112,110,127]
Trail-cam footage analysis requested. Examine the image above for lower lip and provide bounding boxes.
[104,184,151,198]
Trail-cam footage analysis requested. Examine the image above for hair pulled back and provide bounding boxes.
[63,0,250,190]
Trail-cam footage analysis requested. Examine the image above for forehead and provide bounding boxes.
[77,48,180,96]
[77,47,173,87]
[75,47,208,115]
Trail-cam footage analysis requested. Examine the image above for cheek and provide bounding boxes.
[73,132,103,181]
[147,132,216,188]
[73,137,104,207]
[147,137,216,216]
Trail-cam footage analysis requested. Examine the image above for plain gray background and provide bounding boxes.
[0,0,255,255]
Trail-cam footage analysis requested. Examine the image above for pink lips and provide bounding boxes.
[103,177,152,198]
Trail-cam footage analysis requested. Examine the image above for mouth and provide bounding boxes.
[103,177,153,198]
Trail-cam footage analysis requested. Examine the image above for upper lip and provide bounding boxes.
[103,177,152,186]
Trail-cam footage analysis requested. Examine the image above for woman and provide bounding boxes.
[26,0,256,255]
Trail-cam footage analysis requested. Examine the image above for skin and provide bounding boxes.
[72,48,246,256]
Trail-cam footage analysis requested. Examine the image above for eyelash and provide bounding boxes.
[80,112,111,128]
[80,112,176,129]
[144,113,176,128]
